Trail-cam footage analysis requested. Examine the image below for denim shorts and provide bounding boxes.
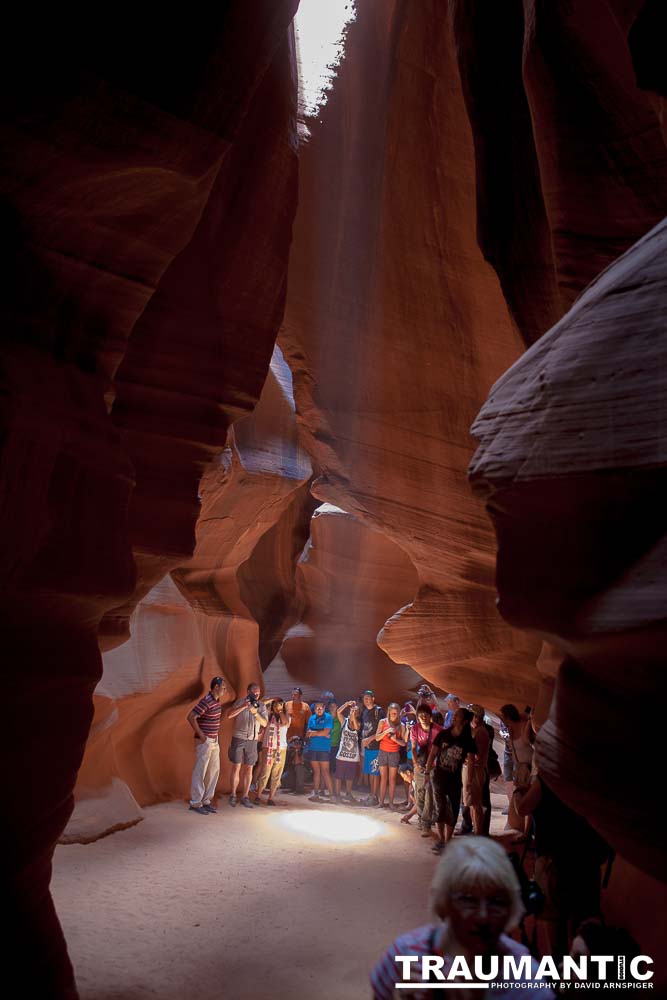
[377,749,400,768]
[306,749,330,763]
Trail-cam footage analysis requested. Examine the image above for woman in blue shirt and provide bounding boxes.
[305,700,333,802]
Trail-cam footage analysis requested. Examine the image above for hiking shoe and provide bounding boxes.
[240,797,254,808]
[229,795,237,807]
[202,804,218,814]
[189,805,208,816]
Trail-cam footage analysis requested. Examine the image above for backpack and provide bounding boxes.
[484,723,502,779]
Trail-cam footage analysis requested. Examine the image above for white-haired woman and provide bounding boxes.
[370,838,555,999]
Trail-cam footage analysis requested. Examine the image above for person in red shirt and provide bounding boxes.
[411,704,443,836]
[186,676,226,815]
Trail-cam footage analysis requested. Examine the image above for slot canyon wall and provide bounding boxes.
[0,3,301,995]
[2,0,667,995]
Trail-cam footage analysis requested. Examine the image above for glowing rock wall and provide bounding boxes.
[0,6,300,994]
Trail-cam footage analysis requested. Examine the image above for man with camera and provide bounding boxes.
[226,682,268,808]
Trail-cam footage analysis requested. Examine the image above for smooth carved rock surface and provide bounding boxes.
[470,218,667,880]
[280,1,542,712]
[99,21,301,652]
[279,504,426,705]
[1,5,299,995]
[67,348,313,828]
[451,0,667,346]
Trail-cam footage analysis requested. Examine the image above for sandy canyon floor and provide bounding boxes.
[52,790,509,1000]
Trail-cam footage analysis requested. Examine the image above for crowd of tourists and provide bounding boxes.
[185,677,523,853]
[186,676,636,984]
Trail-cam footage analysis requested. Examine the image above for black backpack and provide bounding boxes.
[485,722,502,779]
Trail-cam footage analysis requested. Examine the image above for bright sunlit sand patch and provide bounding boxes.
[278,808,385,843]
[295,0,357,134]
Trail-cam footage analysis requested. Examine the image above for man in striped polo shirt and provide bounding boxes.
[186,676,225,815]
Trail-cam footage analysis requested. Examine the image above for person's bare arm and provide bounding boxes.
[254,707,269,729]
[279,710,290,726]
[186,710,207,742]
[363,722,384,749]
[392,723,407,747]
[401,805,418,823]
[515,778,542,817]
[226,699,249,720]
[337,700,355,723]
[424,744,438,774]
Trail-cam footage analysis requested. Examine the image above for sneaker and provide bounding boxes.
[308,793,321,802]
[202,804,218,814]
[240,797,254,808]
[366,794,379,807]
[229,795,237,807]
[189,805,208,815]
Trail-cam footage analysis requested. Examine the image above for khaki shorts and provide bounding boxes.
[462,763,485,807]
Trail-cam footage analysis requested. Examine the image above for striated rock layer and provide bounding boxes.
[67,346,313,833]
[280,0,543,714]
[280,504,427,706]
[0,5,299,995]
[451,0,667,346]
[470,218,667,881]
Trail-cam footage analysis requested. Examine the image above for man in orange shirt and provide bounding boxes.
[285,687,311,741]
